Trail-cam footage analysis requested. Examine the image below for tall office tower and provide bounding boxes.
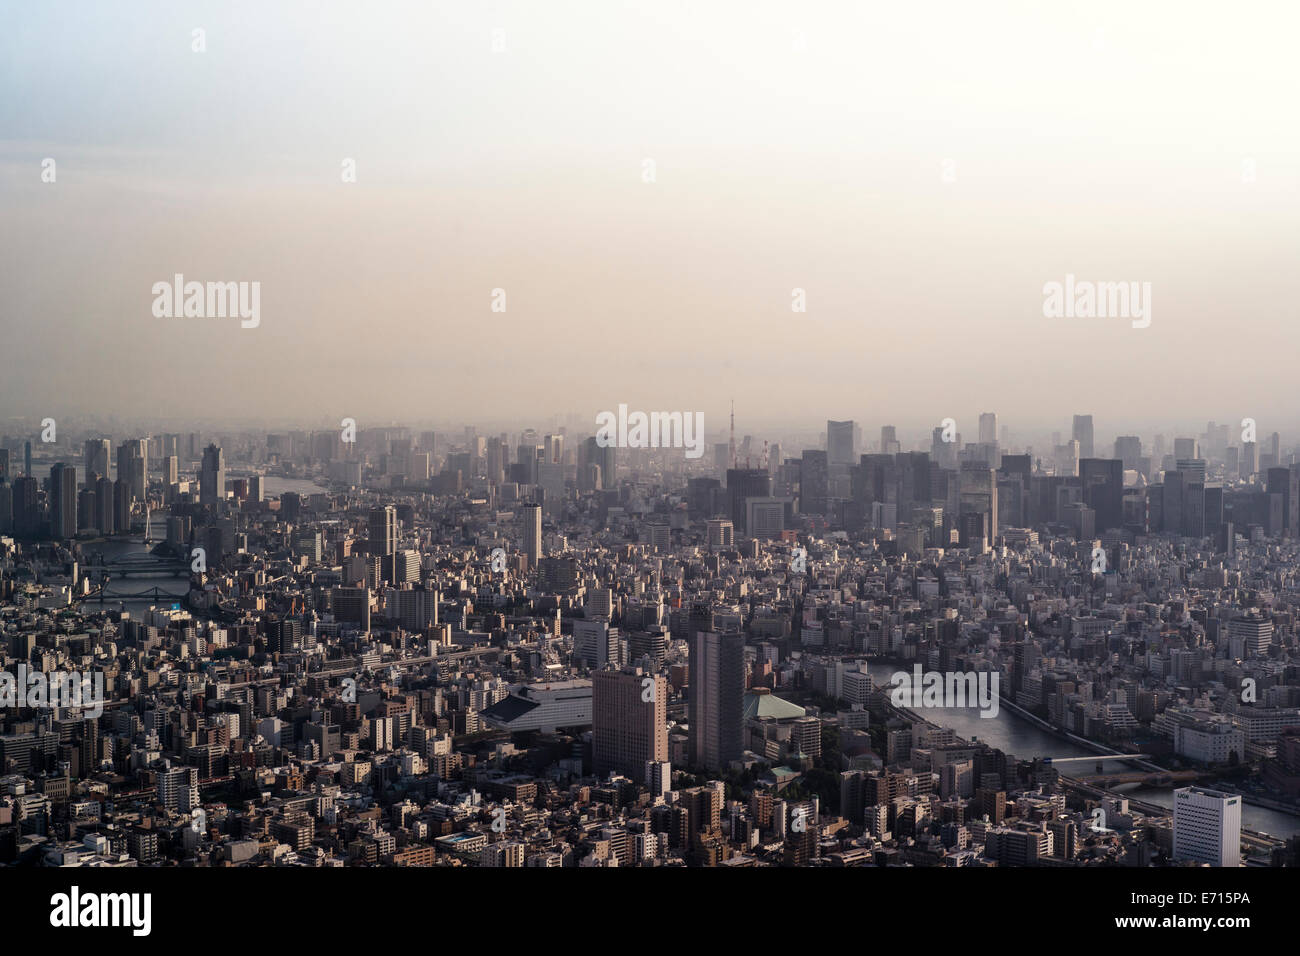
[247,474,263,502]
[826,420,856,465]
[768,441,782,477]
[1161,469,1184,534]
[1174,437,1199,461]
[1240,441,1259,478]
[368,505,397,556]
[1053,439,1080,477]
[1113,436,1142,470]
[485,436,505,483]
[1172,786,1241,867]
[535,460,565,513]
[544,434,564,465]
[1079,458,1123,533]
[116,438,147,500]
[1182,480,1206,538]
[597,440,617,491]
[996,454,1031,527]
[800,450,829,514]
[199,443,225,506]
[1267,466,1300,537]
[978,412,999,446]
[522,502,542,567]
[0,479,10,534]
[0,447,9,479]
[49,463,77,539]
[12,475,38,536]
[931,426,958,469]
[706,518,734,549]
[592,666,668,783]
[83,439,110,480]
[880,425,900,456]
[157,765,200,813]
[1071,415,1094,459]
[1269,431,1281,464]
[163,455,178,488]
[514,444,538,484]
[688,631,746,772]
[24,441,32,478]
[958,462,998,543]
[94,475,115,535]
[725,467,771,534]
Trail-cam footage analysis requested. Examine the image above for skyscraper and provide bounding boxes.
[95,475,115,535]
[522,502,542,567]
[117,438,147,501]
[1072,415,1094,459]
[368,505,397,556]
[200,443,225,506]
[11,475,38,536]
[49,463,76,539]
[826,420,855,466]
[1079,458,1123,533]
[978,412,998,446]
[688,630,745,771]
[83,438,110,480]
[958,462,998,545]
[1113,436,1142,470]
[592,666,667,783]
[800,450,829,515]
[725,467,771,534]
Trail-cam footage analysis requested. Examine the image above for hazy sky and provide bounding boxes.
[3,1,1299,438]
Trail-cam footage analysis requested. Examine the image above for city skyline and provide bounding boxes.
[4,0,1296,925]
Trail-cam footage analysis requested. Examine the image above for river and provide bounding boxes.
[865,662,1300,838]
[75,475,319,613]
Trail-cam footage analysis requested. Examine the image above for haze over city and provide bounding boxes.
[3,0,1299,427]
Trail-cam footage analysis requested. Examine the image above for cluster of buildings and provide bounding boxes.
[0,413,1297,867]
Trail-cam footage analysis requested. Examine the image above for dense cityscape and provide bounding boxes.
[1,412,1298,869]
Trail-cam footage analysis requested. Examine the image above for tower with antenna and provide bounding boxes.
[729,400,736,469]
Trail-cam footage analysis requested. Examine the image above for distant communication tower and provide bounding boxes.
[729,399,736,469]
